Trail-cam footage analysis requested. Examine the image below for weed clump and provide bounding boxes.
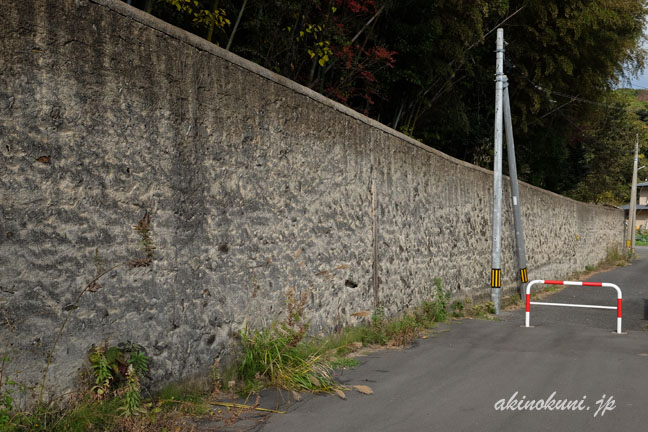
[636,228,648,246]
[235,287,337,394]
[237,325,336,394]
[88,343,149,416]
[469,302,496,319]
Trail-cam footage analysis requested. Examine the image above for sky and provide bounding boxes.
[626,36,648,90]
[628,69,648,90]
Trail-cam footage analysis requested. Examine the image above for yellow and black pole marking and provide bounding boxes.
[626,240,631,248]
[491,269,502,288]
[520,267,528,283]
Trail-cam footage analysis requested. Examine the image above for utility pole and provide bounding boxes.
[503,76,528,299]
[628,134,639,254]
[491,29,504,314]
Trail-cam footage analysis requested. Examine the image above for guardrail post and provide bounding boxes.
[616,294,622,334]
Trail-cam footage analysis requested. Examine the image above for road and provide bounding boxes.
[260,247,648,432]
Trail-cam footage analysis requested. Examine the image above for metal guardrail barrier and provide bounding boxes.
[525,280,623,334]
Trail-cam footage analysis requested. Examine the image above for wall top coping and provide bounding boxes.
[90,0,621,215]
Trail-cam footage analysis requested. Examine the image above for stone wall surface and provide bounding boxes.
[0,0,624,400]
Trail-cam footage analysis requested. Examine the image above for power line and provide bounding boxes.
[506,57,630,112]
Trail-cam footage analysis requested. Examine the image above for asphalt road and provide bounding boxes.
[260,247,648,432]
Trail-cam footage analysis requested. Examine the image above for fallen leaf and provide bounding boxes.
[295,249,302,259]
[310,376,320,387]
[87,281,101,292]
[334,389,346,399]
[292,390,302,401]
[352,385,373,395]
[351,311,371,318]
[36,155,51,164]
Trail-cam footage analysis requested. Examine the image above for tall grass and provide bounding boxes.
[235,278,453,394]
[237,326,337,394]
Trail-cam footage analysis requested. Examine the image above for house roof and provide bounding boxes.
[638,181,648,188]
[620,204,648,211]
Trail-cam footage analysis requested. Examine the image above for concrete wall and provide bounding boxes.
[0,0,624,400]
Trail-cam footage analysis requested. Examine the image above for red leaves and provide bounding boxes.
[314,1,395,114]
[370,46,397,67]
[335,0,376,14]
[333,45,396,72]
[333,45,355,69]
[325,41,396,111]
[360,70,376,83]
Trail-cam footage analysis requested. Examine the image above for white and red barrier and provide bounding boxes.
[525,280,623,334]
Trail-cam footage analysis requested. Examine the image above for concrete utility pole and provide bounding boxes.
[491,28,504,314]
[503,77,528,299]
[628,134,639,254]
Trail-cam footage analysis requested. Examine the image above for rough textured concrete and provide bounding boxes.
[0,0,624,401]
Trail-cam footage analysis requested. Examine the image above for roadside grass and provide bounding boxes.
[1,282,459,432]
[0,279,509,430]
[233,278,462,397]
[575,246,632,276]
[1,390,209,432]
[329,358,360,370]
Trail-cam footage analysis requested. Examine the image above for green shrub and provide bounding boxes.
[470,301,496,319]
[451,300,465,318]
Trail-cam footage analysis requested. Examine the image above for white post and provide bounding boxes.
[491,29,505,314]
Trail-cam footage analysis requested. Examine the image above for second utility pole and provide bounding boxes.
[628,134,639,254]
[503,76,529,298]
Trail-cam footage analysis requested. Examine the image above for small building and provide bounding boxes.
[621,181,648,230]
